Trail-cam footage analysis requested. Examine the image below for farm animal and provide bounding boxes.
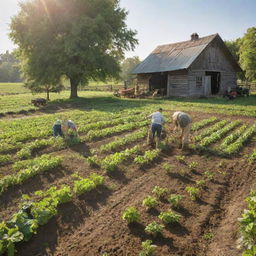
[172,111,192,150]
[31,98,47,107]
[147,108,165,148]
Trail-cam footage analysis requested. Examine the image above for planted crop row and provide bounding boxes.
[199,121,241,147]
[0,154,62,195]
[99,127,148,153]
[134,149,161,166]
[100,145,141,172]
[191,117,218,132]
[78,114,145,133]
[218,124,248,150]
[194,120,229,142]
[83,120,149,141]
[0,172,104,255]
[0,154,12,166]
[222,124,256,155]
[238,190,256,255]
[0,109,146,144]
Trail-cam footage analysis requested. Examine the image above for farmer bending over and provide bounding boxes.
[63,120,78,137]
[172,111,192,150]
[53,120,63,137]
[148,108,165,148]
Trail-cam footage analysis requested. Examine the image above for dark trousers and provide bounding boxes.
[53,124,63,137]
[151,123,162,138]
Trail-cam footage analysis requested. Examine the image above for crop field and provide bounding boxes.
[0,94,255,256]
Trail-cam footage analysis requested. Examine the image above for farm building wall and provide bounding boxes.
[137,74,151,92]
[167,70,189,97]
[189,39,238,95]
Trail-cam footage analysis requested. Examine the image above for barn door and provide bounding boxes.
[204,76,211,96]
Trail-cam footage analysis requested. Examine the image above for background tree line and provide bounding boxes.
[0,51,21,82]
[225,27,256,83]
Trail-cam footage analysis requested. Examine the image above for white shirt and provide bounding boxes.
[149,112,165,125]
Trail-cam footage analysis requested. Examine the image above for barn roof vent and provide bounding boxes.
[191,33,199,41]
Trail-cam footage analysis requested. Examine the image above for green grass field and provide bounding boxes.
[0,88,255,117]
[0,83,30,94]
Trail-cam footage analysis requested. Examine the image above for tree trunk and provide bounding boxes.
[70,77,79,99]
[46,89,50,101]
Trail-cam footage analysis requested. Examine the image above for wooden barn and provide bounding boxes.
[132,33,242,97]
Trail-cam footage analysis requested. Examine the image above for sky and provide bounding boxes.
[1,0,256,60]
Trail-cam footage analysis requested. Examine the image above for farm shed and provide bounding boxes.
[132,33,242,97]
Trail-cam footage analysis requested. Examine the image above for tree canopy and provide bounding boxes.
[239,27,256,82]
[0,51,21,82]
[10,0,138,98]
[120,56,140,83]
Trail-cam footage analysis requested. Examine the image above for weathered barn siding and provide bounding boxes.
[190,39,238,95]
[187,70,205,96]
[168,70,189,97]
[221,72,237,92]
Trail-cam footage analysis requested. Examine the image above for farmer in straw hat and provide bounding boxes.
[172,111,192,150]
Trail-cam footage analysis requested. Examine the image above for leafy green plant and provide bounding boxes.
[195,179,206,188]
[195,120,229,142]
[168,194,183,207]
[175,155,185,163]
[188,161,198,170]
[238,190,256,255]
[145,221,164,236]
[185,186,200,201]
[86,156,99,167]
[203,171,215,181]
[203,232,214,241]
[223,124,256,155]
[158,210,181,224]
[122,207,140,224]
[152,186,168,198]
[199,121,241,147]
[142,196,158,209]
[101,146,140,172]
[139,240,157,256]
[191,117,217,131]
[134,149,161,166]
[162,163,174,173]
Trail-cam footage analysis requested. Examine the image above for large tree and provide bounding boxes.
[10,0,138,98]
[120,56,140,83]
[224,39,245,81]
[239,27,256,82]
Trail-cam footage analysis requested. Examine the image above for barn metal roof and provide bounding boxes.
[132,34,238,74]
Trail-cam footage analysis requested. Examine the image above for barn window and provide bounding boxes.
[196,76,202,87]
